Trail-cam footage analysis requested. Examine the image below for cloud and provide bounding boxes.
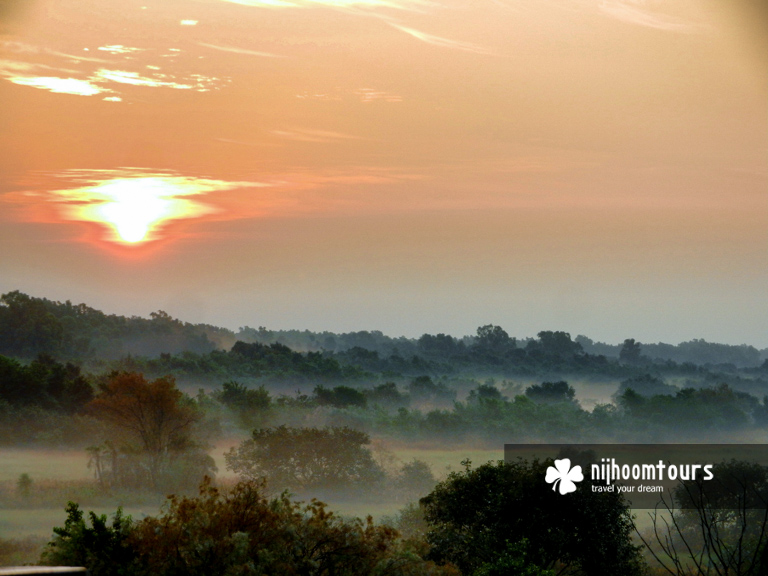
[389,23,494,54]
[7,76,105,96]
[97,45,145,55]
[0,60,109,96]
[92,69,230,92]
[198,42,285,58]
[354,87,402,102]
[598,1,704,33]
[272,128,361,142]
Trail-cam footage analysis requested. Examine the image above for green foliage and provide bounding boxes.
[225,425,385,492]
[41,481,456,576]
[40,502,136,576]
[471,540,555,576]
[0,290,224,360]
[314,384,367,408]
[619,338,643,364]
[466,383,504,403]
[420,459,645,576]
[524,381,576,404]
[215,380,272,429]
[408,376,456,402]
[617,383,754,431]
[0,353,93,413]
[472,325,516,362]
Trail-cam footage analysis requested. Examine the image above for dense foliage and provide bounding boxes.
[225,425,384,492]
[41,480,458,576]
[420,459,645,576]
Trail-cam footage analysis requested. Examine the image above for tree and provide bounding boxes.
[42,480,458,576]
[641,460,768,576]
[88,372,210,490]
[408,376,455,402]
[531,331,583,360]
[215,380,271,429]
[225,425,385,492]
[314,385,367,408]
[615,373,677,398]
[396,460,437,502]
[619,338,643,364]
[473,325,515,360]
[420,459,644,576]
[524,381,576,404]
[40,502,136,575]
[367,382,408,407]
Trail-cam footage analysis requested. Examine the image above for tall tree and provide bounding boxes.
[89,372,206,489]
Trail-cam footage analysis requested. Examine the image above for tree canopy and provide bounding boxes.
[420,458,644,576]
[225,425,384,492]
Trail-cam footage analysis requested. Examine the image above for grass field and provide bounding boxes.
[0,507,157,539]
[0,449,91,483]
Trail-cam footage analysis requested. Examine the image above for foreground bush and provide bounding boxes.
[41,478,457,576]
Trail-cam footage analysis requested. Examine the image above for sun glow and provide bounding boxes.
[45,171,263,245]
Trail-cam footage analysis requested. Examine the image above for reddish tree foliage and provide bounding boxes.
[88,372,204,489]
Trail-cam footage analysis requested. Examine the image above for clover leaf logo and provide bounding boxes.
[545,458,583,495]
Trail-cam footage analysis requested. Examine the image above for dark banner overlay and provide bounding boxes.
[504,444,768,509]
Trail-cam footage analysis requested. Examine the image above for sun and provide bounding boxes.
[35,169,263,247]
[42,171,252,245]
[79,178,181,243]
[71,177,207,244]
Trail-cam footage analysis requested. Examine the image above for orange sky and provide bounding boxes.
[0,0,766,345]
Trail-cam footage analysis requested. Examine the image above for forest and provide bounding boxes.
[1,291,767,575]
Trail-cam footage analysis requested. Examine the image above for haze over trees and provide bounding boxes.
[2,292,766,371]
[87,372,215,491]
[2,290,768,573]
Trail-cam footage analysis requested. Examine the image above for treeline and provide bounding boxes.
[0,291,231,360]
[92,329,768,386]
[101,340,369,383]
[4,354,768,447]
[215,378,768,443]
[2,291,766,370]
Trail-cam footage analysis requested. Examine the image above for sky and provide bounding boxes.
[0,0,766,346]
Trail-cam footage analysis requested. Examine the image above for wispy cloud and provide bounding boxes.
[93,68,229,92]
[97,45,145,55]
[198,42,285,58]
[354,87,402,102]
[0,41,110,63]
[8,76,104,96]
[0,55,230,98]
[272,128,361,142]
[0,60,109,96]
[598,1,704,33]
[389,23,494,54]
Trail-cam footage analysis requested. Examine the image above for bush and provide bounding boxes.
[225,425,385,492]
[41,480,458,576]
